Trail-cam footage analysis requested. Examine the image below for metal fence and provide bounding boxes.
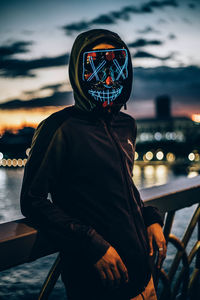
[0,176,200,300]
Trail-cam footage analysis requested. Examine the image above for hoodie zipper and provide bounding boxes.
[101,119,131,207]
[101,119,148,255]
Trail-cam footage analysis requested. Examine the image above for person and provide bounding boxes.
[20,29,167,300]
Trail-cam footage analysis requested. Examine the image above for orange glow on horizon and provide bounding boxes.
[0,106,67,134]
[191,114,200,123]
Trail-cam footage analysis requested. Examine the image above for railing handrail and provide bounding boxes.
[0,175,199,272]
[140,175,200,213]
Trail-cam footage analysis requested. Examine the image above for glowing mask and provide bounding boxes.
[82,48,128,107]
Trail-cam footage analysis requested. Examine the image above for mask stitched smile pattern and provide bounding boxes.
[82,48,128,107]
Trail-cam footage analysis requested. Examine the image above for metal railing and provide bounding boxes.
[0,175,200,299]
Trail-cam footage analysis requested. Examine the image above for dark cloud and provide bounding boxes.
[39,83,63,91]
[92,14,116,25]
[1,65,199,110]
[22,30,34,35]
[128,38,163,48]
[157,18,168,24]
[168,33,176,40]
[0,53,69,78]
[110,10,130,21]
[140,0,178,12]
[132,65,200,102]
[182,17,192,24]
[188,3,195,9]
[23,90,36,96]
[133,50,174,61]
[137,26,160,34]
[63,21,89,35]
[23,83,63,95]
[62,0,178,35]
[0,91,73,109]
[0,41,33,59]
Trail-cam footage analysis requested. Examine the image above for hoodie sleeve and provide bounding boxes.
[131,118,164,228]
[141,204,163,227]
[20,121,110,264]
[131,180,163,227]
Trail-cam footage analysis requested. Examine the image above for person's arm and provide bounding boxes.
[20,121,110,264]
[132,177,167,267]
[131,118,166,265]
[132,182,164,227]
[130,118,164,227]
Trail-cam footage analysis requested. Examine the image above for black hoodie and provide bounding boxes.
[20,29,163,298]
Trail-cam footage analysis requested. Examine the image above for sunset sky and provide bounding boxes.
[0,0,200,130]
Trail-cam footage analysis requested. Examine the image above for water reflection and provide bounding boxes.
[0,169,24,223]
[133,163,181,188]
[0,165,198,224]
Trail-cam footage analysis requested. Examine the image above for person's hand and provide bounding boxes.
[94,246,129,289]
[147,223,167,269]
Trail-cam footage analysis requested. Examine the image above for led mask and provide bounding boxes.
[82,48,128,107]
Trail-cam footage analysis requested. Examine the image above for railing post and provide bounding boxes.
[38,254,61,300]
[189,215,200,299]
[163,210,175,244]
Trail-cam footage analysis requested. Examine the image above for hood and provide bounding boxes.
[69,29,133,115]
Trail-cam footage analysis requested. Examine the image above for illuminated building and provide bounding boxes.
[135,95,200,160]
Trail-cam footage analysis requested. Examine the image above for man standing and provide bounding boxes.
[20,29,166,300]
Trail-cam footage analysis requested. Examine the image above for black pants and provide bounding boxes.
[60,252,131,300]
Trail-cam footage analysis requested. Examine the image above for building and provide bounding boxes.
[135,96,200,160]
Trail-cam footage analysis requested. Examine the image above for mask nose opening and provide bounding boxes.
[105,75,114,87]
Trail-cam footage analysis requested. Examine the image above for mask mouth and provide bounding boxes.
[88,85,123,105]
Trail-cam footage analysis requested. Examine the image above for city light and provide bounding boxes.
[156,165,167,177]
[192,114,200,123]
[165,132,176,140]
[17,159,23,167]
[1,159,6,167]
[0,158,27,168]
[154,132,162,141]
[23,159,27,166]
[156,151,164,160]
[12,159,17,167]
[188,153,195,161]
[133,165,141,176]
[166,152,175,162]
[140,133,151,142]
[144,165,154,177]
[134,151,138,160]
[26,148,31,157]
[7,159,12,167]
[155,165,168,185]
[143,154,147,162]
[145,151,153,161]
[193,150,200,161]
[188,171,198,178]
[0,152,3,160]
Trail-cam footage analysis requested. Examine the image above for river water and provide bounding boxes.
[0,166,198,299]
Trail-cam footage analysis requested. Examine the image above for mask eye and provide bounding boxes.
[122,50,126,58]
[98,70,107,82]
[86,52,96,64]
[106,51,115,61]
[84,73,92,80]
[82,49,128,83]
